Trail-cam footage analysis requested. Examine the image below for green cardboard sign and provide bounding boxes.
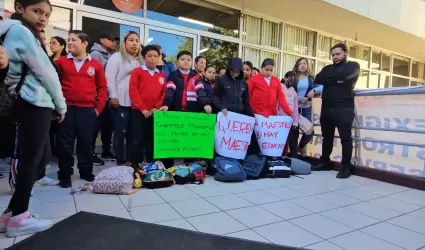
[154,111,216,159]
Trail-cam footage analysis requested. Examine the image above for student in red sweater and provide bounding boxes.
[247,58,293,155]
[129,45,166,165]
[248,58,293,117]
[55,30,107,188]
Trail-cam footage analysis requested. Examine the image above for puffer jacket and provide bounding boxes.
[212,58,253,116]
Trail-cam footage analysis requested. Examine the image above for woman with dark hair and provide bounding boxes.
[243,61,253,80]
[0,0,66,237]
[152,44,176,78]
[49,36,67,62]
[289,57,322,156]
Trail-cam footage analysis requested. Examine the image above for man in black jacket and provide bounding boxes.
[212,57,253,117]
[313,43,360,179]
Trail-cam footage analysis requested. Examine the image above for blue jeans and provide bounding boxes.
[111,106,132,164]
[288,106,313,157]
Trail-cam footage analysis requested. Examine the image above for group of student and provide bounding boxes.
[0,0,360,239]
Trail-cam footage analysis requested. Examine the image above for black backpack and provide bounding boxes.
[0,32,28,117]
[242,154,268,180]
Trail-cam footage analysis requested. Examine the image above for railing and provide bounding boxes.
[308,86,425,178]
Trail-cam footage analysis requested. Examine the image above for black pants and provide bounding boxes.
[287,127,299,157]
[0,117,15,158]
[93,101,113,156]
[131,110,153,163]
[320,107,354,165]
[8,99,51,216]
[247,133,260,155]
[57,106,97,181]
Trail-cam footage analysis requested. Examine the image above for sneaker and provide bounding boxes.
[38,176,59,186]
[336,164,352,179]
[80,173,95,182]
[6,211,52,238]
[59,180,72,188]
[0,211,12,233]
[101,152,116,162]
[93,155,104,166]
[312,162,332,171]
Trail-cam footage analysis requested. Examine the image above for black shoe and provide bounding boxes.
[312,162,332,171]
[93,155,105,166]
[336,165,351,179]
[80,173,95,182]
[59,180,72,188]
[101,152,116,162]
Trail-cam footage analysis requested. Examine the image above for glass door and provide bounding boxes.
[144,25,198,64]
[76,11,145,53]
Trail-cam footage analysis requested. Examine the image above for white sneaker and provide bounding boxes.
[38,176,59,186]
[0,211,12,233]
[6,211,52,238]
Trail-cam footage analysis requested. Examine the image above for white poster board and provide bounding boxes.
[214,111,255,160]
[254,115,293,157]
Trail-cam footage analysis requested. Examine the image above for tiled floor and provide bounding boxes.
[1,162,425,250]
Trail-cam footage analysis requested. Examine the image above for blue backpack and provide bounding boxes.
[214,157,246,182]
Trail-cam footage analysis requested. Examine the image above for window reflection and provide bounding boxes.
[242,47,260,68]
[147,0,239,37]
[283,26,315,56]
[348,43,370,69]
[392,76,410,87]
[412,61,425,80]
[262,51,279,76]
[200,36,238,69]
[393,55,409,77]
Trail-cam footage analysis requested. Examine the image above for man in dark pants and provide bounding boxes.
[313,43,360,179]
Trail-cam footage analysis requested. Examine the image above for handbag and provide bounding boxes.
[0,32,29,117]
[299,115,314,135]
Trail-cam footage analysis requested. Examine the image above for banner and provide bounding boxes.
[214,112,255,160]
[154,111,216,159]
[254,115,293,157]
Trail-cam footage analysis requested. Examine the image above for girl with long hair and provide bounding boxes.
[106,31,143,165]
[243,61,253,81]
[50,36,67,62]
[289,57,322,157]
[0,0,66,237]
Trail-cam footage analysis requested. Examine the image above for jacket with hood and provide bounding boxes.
[90,43,112,69]
[163,69,209,112]
[248,73,293,117]
[0,20,66,114]
[212,58,253,116]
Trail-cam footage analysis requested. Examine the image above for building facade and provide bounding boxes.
[1,0,425,89]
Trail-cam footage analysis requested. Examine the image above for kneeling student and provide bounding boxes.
[55,30,107,188]
[129,45,166,165]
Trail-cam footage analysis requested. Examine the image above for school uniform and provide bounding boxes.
[55,54,107,182]
[129,65,166,163]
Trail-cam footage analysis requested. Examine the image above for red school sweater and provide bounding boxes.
[129,66,166,112]
[248,74,293,117]
[56,55,107,113]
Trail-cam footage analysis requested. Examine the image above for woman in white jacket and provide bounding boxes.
[106,31,143,165]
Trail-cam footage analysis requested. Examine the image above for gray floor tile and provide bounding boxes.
[288,184,331,195]
[314,192,362,206]
[206,194,254,210]
[169,198,220,217]
[320,207,380,229]
[186,212,247,235]
[130,203,182,223]
[368,197,421,213]
[188,185,232,198]
[388,189,425,207]
[253,221,322,248]
[361,222,425,250]
[407,208,425,219]
[289,214,353,239]
[226,206,283,228]
[289,196,339,213]
[345,202,402,220]
[237,190,281,205]
[260,200,313,220]
[155,186,200,202]
[388,214,425,235]
[264,187,307,200]
[329,231,404,250]
[335,187,382,201]
[306,240,345,250]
